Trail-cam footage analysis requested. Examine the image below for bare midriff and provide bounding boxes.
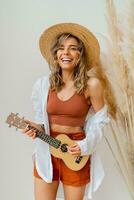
[50,123,83,133]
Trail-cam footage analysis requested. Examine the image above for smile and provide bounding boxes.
[61,57,73,63]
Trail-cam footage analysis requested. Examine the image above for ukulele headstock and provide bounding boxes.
[6,113,27,130]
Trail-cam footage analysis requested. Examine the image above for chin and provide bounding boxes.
[60,64,75,70]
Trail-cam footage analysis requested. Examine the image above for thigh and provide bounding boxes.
[60,158,90,186]
[63,184,86,200]
[34,178,59,200]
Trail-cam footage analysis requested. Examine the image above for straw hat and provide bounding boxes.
[39,22,100,66]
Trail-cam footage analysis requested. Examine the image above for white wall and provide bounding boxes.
[0,0,132,199]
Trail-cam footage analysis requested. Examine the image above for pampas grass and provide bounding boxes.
[103,0,134,198]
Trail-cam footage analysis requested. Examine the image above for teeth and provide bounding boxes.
[62,58,72,61]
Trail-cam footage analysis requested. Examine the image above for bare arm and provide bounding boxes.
[87,77,105,112]
[68,78,105,156]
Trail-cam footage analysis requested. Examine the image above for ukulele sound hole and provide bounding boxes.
[60,144,68,152]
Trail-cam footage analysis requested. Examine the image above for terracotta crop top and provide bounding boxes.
[47,89,90,127]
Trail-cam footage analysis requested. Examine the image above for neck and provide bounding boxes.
[62,70,74,83]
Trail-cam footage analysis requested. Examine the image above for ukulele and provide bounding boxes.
[6,113,89,171]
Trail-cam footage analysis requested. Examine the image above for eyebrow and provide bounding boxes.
[59,44,79,47]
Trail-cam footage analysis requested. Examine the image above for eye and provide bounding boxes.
[69,46,80,52]
[70,46,80,51]
[57,46,64,51]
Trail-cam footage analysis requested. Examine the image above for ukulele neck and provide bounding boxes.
[27,125,61,149]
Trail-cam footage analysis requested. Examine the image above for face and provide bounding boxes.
[56,37,80,71]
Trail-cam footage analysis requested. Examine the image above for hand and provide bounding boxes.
[68,143,81,156]
[22,120,44,139]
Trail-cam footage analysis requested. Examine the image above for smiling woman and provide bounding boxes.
[56,36,80,71]
[49,33,89,96]
[22,22,116,200]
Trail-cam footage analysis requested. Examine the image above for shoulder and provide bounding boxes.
[87,77,102,89]
[32,74,50,97]
[86,77,103,96]
[33,74,50,88]
[85,78,105,112]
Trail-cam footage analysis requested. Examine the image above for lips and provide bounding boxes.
[61,57,73,63]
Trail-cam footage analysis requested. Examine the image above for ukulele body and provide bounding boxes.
[50,134,89,171]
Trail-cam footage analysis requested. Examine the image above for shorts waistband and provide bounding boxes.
[50,131,85,140]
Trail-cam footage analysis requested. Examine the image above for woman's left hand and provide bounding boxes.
[68,143,81,156]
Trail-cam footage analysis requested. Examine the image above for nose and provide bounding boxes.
[63,47,69,54]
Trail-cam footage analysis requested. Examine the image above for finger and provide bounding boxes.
[68,146,80,153]
[68,149,81,156]
[68,145,81,156]
[26,128,36,137]
[22,127,30,133]
[68,146,80,152]
[32,132,36,139]
[24,119,32,124]
[68,148,78,152]
[28,132,35,137]
[25,128,35,135]
[69,144,78,148]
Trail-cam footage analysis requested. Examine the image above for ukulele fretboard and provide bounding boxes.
[28,125,61,148]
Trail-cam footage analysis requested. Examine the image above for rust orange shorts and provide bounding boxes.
[33,131,90,186]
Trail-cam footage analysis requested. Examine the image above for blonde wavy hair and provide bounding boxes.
[49,33,117,118]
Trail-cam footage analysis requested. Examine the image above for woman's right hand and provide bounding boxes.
[22,120,44,139]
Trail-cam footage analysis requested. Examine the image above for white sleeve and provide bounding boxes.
[76,105,110,155]
[31,78,44,124]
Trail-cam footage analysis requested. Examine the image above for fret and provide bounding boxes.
[36,130,61,148]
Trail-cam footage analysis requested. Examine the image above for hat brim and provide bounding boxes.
[39,23,100,66]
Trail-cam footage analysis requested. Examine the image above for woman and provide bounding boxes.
[23,23,116,200]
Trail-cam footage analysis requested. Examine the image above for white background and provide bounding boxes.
[0,0,132,199]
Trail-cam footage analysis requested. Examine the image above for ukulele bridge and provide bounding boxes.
[75,156,83,164]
